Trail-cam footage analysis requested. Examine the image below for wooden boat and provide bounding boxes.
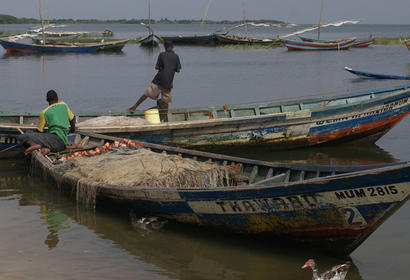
[299,36,374,48]
[160,34,216,45]
[0,38,128,53]
[281,38,357,51]
[345,67,410,80]
[214,34,281,46]
[405,39,410,51]
[1,83,410,152]
[139,34,160,47]
[29,131,410,254]
[30,38,129,52]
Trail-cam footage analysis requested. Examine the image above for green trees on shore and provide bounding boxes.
[0,14,283,25]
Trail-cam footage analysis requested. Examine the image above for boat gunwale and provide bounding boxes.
[33,131,409,194]
[1,83,409,119]
[1,86,409,133]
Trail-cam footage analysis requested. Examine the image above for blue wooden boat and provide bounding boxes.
[1,83,410,153]
[299,36,375,48]
[0,38,127,53]
[30,132,410,254]
[345,67,410,80]
[281,38,356,51]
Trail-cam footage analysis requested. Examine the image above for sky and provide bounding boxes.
[2,0,410,24]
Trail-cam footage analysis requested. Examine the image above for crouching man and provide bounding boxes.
[19,90,76,155]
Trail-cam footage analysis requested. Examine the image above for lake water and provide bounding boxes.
[0,24,409,280]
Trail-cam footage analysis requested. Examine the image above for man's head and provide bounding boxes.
[46,90,58,104]
[164,40,173,51]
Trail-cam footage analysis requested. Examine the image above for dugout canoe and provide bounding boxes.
[1,83,410,151]
[0,38,128,53]
[281,38,356,51]
[30,132,410,254]
[345,67,410,80]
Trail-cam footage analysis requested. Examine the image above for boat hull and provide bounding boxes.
[298,36,375,48]
[160,35,215,45]
[281,38,356,51]
[139,34,159,47]
[214,34,281,46]
[31,147,410,254]
[0,38,101,53]
[345,67,410,80]
[1,84,410,151]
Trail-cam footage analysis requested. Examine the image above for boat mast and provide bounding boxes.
[148,0,151,35]
[197,0,212,36]
[38,0,46,45]
[242,0,248,39]
[317,0,324,40]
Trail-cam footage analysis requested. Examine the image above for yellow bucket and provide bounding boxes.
[144,109,161,124]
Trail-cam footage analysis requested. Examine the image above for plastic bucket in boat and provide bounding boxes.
[144,109,161,124]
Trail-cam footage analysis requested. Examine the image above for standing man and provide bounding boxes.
[127,41,181,122]
[18,90,76,155]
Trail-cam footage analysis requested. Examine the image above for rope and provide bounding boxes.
[0,144,18,154]
[197,0,212,36]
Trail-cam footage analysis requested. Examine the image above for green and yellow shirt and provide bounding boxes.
[37,102,74,145]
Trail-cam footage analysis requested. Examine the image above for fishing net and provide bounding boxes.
[78,116,150,127]
[55,147,248,189]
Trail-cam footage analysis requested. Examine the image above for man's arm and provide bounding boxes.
[37,110,47,133]
[69,118,76,133]
[65,103,76,133]
[176,55,181,73]
[155,53,163,70]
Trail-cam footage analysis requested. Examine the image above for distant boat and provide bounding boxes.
[299,36,375,48]
[160,34,216,45]
[405,39,410,51]
[214,34,281,46]
[139,0,159,48]
[139,33,160,47]
[344,67,410,80]
[281,38,356,51]
[0,38,128,53]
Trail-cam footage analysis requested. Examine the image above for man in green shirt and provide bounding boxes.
[19,90,76,155]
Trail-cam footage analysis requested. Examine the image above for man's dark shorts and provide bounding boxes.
[18,133,65,152]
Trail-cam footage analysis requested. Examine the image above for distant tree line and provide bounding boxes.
[0,14,38,24]
[0,14,284,25]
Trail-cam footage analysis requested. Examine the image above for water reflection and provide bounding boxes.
[2,170,363,280]
[206,142,397,165]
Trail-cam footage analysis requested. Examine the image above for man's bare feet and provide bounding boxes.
[126,108,136,114]
[24,145,41,156]
[40,148,51,155]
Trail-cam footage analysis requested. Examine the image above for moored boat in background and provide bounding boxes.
[405,39,410,51]
[139,33,160,47]
[345,67,410,80]
[29,131,410,254]
[281,38,356,51]
[214,34,281,46]
[160,34,216,45]
[0,38,128,53]
[298,35,375,48]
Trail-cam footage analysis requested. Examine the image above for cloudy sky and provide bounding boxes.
[3,0,410,24]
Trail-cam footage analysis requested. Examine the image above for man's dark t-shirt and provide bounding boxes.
[152,50,181,90]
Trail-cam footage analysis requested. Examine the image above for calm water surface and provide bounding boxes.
[0,24,409,279]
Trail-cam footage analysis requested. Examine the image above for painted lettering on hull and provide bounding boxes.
[188,183,409,215]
